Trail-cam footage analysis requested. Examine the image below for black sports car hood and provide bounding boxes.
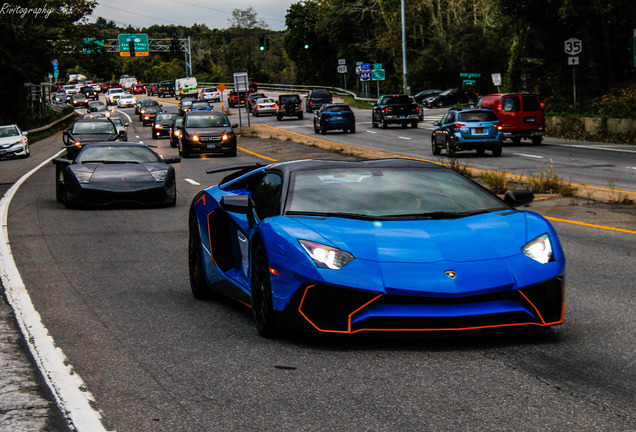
[71,163,166,185]
[184,127,232,136]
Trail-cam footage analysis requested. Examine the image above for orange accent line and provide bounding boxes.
[297,284,563,334]
[206,210,217,266]
[237,299,252,309]
[518,290,547,325]
[194,194,206,207]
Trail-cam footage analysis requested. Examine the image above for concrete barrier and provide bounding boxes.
[547,116,636,137]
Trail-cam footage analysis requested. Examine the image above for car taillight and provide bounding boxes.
[494,123,503,130]
[453,123,466,129]
[540,102,545,108]
[299,104,302,109]
[384,107,390,113]
[256,105,261,109]
[272,104,278,108]
[497,103,503,111]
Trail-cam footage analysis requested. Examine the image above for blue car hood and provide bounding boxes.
[292,211,526,264]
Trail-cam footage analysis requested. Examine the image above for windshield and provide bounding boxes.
[185,114,230,128]
[382,96,413,104]
[110,118,123,126]
[191,102,211,109]
[0,126,19,137]
[285,167,507,219]
[76,145,160,164]
[72,121,116,134]
[156,114,177,122]
[324,105,351,113]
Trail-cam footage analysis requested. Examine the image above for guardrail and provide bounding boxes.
[198,82,377,102]
[26,105,78,135]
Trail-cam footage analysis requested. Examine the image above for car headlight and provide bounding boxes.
[523,234,554,264]
[151,170,168,182]
[155,124,163,129]
[75,171,93,184]
[191,135,199,142]
[298,240,354,269]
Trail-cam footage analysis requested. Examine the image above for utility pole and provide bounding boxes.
[401,0,408,94]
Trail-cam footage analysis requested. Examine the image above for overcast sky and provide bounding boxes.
[89,0,295,31]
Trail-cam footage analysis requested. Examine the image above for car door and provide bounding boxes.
[434,110,456,145]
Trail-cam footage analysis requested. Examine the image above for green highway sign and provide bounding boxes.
[117,33,149,57]
[463,79,476,86]
[373,63,383,70]
[83,38,104,54]
[371,69,385,80]
[459,72,481,78]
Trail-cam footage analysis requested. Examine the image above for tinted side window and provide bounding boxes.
[502,96,520,112]
[251,173,283,220]
[522,95,541,111]
[445,111,456,124]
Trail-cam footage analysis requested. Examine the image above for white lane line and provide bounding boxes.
[398,136,412,140]
[0,151,110,432]
[626,167,636,170]
[115,109,132,123]
[551,143,636,154]
[135,135,140,139]
[514,153,544,159]
[366,130,377,134]
[185,178,200,185]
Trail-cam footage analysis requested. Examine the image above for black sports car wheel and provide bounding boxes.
[446,139,457,158]
[251,242,278,338]
[189,216,213,300]
[491,145,503,157]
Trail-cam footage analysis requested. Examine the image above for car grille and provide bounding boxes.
[293,278,564,334]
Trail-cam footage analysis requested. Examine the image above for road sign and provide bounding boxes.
[217,82,227,92]
[233,72,248,92]
[564,38,582,56]
[53,70,59,79]
[118,33,149,57]
[371,69,385,80]
[52,59,58,69]
[459,72,481,78]
[491,73,501,86]
[373,63,382,70]
[360,63,371,72]
[463,79,476,86]
[359,71,371,81]
[337,65,347,74]
[568,56,580,66]
[338,58,346,65]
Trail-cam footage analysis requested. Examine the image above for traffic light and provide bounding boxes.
[128,40,135,57]
[258,35,265,51]
[304,42,309,49]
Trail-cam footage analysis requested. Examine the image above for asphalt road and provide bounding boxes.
[2,97,635,431]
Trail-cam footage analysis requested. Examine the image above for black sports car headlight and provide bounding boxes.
[523,234,554,264]
[298,240,354,270]
[75,171,93,184]
[150,170,168,182]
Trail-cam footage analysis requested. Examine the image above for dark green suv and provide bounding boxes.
[158,81,175,98]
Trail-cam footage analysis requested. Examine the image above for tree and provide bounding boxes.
[228,7,268,29]
[0,0,96,123]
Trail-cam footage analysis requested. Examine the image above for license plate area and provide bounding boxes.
[474,127,485,134]
[525,117,536,123]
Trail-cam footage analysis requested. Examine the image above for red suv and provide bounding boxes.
[478,93,545,145]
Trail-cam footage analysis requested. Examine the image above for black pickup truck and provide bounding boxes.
[371,94,420,128]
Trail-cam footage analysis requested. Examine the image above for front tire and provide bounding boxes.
[431,135,441,155]
[251,242,278,338]
[189,215,213,300]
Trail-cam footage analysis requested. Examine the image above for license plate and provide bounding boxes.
[0,150,5,155]
[206,144,215,149]
[525,117,535,122]
[399,115,406,118]
[474,128,485,134]
[334,116,343,120]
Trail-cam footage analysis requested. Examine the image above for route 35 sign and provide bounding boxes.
[564,38,582,56]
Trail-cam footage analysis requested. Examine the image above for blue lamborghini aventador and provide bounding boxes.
[189,159,565,337]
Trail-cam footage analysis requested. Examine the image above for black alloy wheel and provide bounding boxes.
[189,215,213,300]
[431,135,441,155]
[251,242,278,338]
[446,138,457,158]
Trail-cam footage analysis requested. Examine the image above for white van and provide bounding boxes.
[175,77,198,99]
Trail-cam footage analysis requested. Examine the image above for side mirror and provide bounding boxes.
[232,124,239,128]
[159,104,163,107]
[62,130,70,145]
[163,157,181,164]
[433,121,440,126]
[504,190,534,207]
[220,195,255,226]
[23,131,28,137]
[124,123,130,127]
[52,157,72,166]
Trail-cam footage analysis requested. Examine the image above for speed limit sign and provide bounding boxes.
[564,38,582,56]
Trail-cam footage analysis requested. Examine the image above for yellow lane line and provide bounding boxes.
[545,217,636,234]
[260,124,636,196]
[237,146,278,161]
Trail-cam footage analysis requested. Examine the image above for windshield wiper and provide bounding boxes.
[380,210,491,220]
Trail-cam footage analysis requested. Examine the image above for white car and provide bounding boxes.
[0,124,29,158]
[62,84,77,96]
[117,94,137,108]
[199,88,221,102]
[252,98,278,116]
[106,88,125,105]
[109,117,129,141]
